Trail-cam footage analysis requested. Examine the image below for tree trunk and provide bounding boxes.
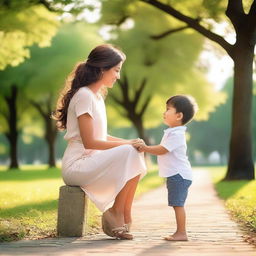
[5,85,19,170]
[225,39,255,180]
[132,117,150,145]
[45,117,57,168]
[30,98,57,168]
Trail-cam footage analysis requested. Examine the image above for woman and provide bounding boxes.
[53,44,146,240]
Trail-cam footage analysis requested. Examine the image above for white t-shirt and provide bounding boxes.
[157,126,192,180]
[64,87,107,143]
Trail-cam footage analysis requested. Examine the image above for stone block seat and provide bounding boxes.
[57,185,88,237]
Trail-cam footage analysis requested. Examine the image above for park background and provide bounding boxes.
[0,0,255,244]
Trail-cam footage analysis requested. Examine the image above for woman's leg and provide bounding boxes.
[123,175,140,224]
[104,175,140,228]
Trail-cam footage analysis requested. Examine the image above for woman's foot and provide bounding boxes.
[102,209,133,240]
[107,208,124,226]
[163,232,188,241]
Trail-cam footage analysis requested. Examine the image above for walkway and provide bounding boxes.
[0,169,255,256]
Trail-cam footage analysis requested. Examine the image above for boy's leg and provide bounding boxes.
[164,174,191,241]
[164,206,188,241]
[173,206,188,239]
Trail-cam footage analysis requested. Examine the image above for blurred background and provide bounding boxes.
[1,0,256,242]
[0,0,255,169]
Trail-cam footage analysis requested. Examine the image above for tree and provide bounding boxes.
[0,22,103,168]
[24,22,102,167]
[99,0,256,180]
[0,0,95,69]
[103,5,225,144]
[0,4,59,70]
[0,66,33,169]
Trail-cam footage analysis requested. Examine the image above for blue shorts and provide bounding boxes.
[166,174,192,207]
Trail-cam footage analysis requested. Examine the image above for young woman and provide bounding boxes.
[53,44,146,239]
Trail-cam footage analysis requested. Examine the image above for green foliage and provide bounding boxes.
[100,1,226,130]
[0,5,59,70]
[24,21,103,101]
[0,21,103,142]
[101,0,227,29]
[0,0,97,70]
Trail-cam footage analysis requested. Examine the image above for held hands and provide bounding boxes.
[131,138,146,152]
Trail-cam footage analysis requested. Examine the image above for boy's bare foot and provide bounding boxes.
[163,232,188,241]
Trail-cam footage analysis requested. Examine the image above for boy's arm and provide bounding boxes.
[142,145,168,155]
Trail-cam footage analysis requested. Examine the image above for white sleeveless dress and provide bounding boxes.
[61,87,147,212]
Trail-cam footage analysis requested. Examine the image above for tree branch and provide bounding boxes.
[118,73,130,105]
[38,0,60,12]
[30,100,48,119]
[46,96,53,117]
[150,25,189,40]
[141,0,234,57]
[134,78,147,107]
[226,0,245,31]
[248,0,256,32]
[249,0,256,16]
[139,95,152,117]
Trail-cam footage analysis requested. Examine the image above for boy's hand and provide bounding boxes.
[132,140,146,152]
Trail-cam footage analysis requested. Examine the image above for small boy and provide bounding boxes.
[133,95,198,241]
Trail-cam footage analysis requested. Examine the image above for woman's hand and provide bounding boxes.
[130,138,143,144]
[132,139,146,152]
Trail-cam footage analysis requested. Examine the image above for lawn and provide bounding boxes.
[3,165,254,243]
[202,166,256,235]
[0,165,163,242]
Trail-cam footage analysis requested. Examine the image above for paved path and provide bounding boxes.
[1,169,255,256]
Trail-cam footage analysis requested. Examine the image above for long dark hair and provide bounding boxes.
[52,44,126,130]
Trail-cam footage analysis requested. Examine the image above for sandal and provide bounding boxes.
[124,223,132,232]
[102,212,115,237]
[112,226,133,240]
[102,213,133,240]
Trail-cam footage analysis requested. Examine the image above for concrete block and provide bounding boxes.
[57,185,88,237]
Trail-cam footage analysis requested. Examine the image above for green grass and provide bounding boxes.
[0,167,64,242]
[0,165,163,242]
[203,166,256,232]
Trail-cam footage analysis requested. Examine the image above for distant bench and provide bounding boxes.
[57,185,88,237]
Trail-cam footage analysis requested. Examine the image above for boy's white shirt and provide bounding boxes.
[157,126,192,181]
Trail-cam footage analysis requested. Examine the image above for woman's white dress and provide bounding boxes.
[62,87,147,212]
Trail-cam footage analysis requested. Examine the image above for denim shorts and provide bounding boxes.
[166,174,192,207]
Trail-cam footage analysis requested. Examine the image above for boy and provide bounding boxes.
[133,95,198,241]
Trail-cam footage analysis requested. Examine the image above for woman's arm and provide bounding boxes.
[107,135,130,142]
[107,135,141,144]
[78,114,130,150]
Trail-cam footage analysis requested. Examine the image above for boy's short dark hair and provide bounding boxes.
[166,95,198,125]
